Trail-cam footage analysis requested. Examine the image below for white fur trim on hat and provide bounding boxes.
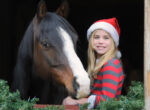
[87,22,119,47]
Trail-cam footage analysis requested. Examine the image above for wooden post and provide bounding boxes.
[144,0,150,109]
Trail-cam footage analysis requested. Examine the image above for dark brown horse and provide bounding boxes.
[12,0,90,104]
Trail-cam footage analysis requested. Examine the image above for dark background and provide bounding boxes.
[0,0,144,90]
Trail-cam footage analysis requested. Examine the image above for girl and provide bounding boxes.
[62,17,124,109]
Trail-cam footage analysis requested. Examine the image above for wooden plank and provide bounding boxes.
[34,104,79,110]
[144,0,150,109]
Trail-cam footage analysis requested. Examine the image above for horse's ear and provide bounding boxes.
[37,0,47,20]
[56,0,69,18]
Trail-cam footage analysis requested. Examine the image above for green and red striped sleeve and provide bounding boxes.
[90,58,124,107]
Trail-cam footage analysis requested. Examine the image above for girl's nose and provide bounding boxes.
[98,38,103,43]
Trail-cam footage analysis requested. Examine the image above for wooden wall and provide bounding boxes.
[144,0,150,109]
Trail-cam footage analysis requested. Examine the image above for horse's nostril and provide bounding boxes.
[72,77,79,97]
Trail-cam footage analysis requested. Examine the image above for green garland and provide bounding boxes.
[0,79,144,110]
[0,79,64,110]
[0,79,37,110]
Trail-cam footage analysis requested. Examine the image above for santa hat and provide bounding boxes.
[87,17,120,47]
[87,17,121,58]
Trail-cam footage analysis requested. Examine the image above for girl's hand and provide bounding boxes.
[62,96,78,105]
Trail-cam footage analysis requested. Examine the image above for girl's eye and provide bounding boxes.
[94,35,100,39]
[104,36,109,39]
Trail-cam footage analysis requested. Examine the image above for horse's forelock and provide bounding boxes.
[37,13,63,47]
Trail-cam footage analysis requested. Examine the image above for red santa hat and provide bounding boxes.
[87,17,121,58]
[87,17,120,47]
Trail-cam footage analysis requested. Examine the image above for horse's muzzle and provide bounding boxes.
[72,76,90,99]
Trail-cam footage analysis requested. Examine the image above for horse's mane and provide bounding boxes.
[11,21,34,97]
[17,21,34,60]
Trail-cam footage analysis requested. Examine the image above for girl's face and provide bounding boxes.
[92,29,112,57]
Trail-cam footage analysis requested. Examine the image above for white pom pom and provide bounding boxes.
[117,50,122,58]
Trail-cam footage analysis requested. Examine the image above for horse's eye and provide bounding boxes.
[41,41,50,48]
[51,64,64,69]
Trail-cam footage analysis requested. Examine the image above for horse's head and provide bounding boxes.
[33,0,90,99]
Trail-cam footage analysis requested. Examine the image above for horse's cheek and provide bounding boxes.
[33,45,50,79]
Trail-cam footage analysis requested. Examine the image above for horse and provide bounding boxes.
[11,0,90,104]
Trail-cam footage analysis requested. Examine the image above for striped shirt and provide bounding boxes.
[88,57,124,108]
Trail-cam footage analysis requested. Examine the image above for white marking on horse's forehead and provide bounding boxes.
[58,27,86,76]
[58,27,90,98]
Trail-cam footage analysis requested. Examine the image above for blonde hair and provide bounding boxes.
[87,29,117,80]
